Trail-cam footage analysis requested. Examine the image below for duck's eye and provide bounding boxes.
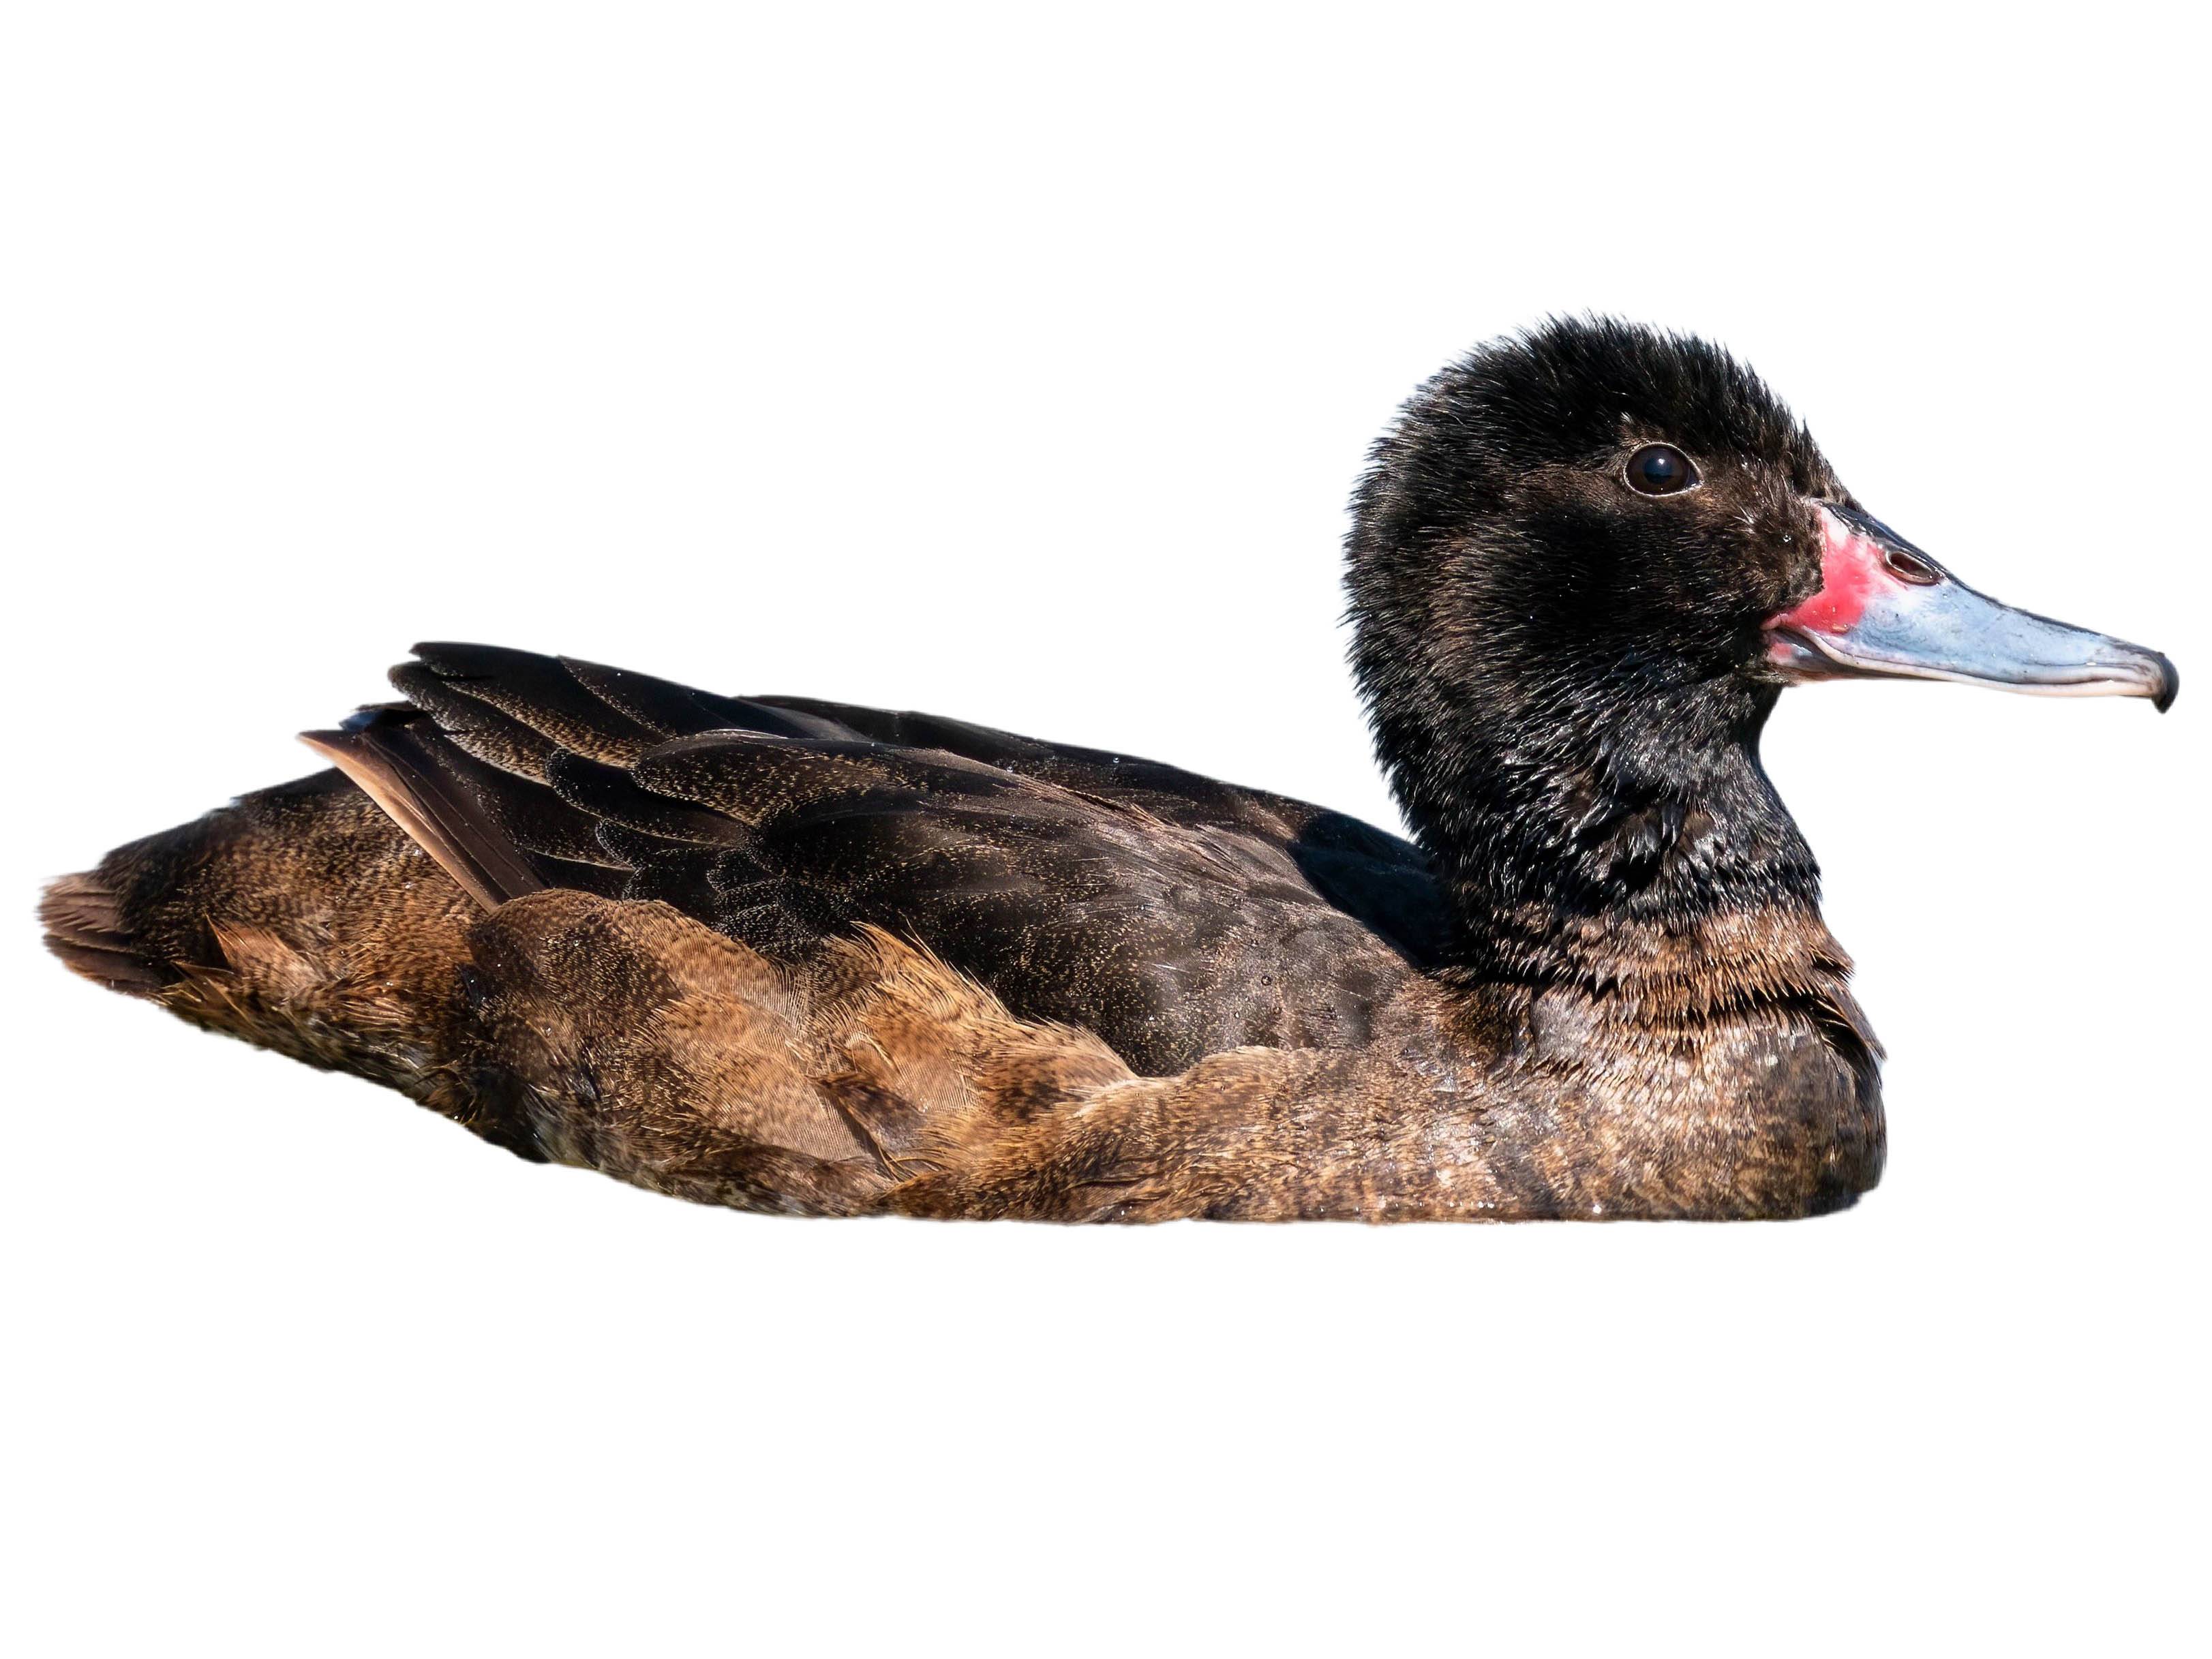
[1624,444,1699,496]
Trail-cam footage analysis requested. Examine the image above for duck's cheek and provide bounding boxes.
[1772,508,1890,638]
[1760,504,2177,708]
[1759,508,1894,673]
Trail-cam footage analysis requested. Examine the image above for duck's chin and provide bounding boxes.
[1759,626,1838,685]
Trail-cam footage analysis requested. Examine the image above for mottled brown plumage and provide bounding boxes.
[40,320,2175,1221]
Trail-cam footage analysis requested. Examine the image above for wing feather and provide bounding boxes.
[327,644,1437,1069]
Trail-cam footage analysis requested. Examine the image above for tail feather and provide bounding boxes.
[40,770,489,1109]
[39,871,176,993]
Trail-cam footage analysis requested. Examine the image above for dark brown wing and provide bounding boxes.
[310,643,1439,1073]
[748,692,1450,971]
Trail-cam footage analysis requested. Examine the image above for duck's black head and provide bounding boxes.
[1347,317,2176,986]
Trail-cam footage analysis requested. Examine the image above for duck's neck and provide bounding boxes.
[1381,676,1847,1016]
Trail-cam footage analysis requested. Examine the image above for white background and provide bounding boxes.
[3,5,2205,1654]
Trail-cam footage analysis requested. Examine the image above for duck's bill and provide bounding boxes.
[1763,504,2177,712]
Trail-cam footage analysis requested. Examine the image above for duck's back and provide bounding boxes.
[66,644,1440,1078]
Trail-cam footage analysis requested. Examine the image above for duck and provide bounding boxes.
[40,318,2179,1222]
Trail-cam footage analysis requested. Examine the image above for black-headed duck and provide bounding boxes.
[42,320,2179,1221]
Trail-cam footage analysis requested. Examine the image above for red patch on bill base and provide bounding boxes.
[1768,507,1896,638]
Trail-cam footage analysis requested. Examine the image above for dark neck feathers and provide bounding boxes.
[1374,666,1825,990]
[1346,543,1838,1015]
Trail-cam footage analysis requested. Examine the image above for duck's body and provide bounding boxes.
[42,321,2173,1221]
